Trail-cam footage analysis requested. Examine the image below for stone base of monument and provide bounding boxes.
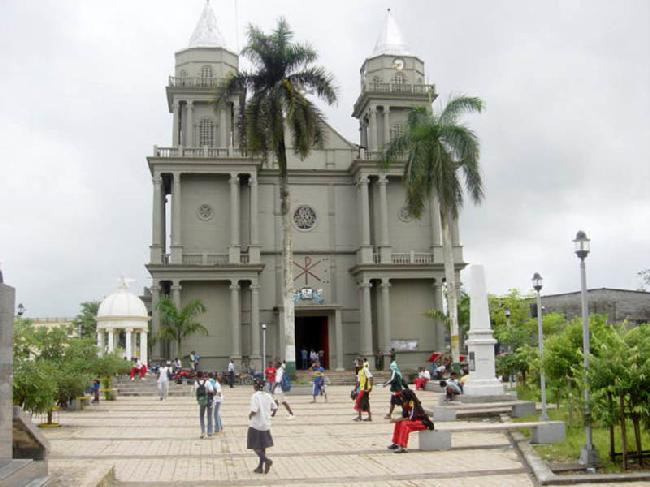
[430,406,457,422]
[459,393,516,404]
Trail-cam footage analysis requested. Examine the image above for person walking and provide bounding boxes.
[387,388,435,453]
[190,351,197,371]
[353,360,373,421]
[194,371,214,438]
[209,372,223,433]
[383,359,405,419]
[248,379,278,474]
[157,361,171,401]
[310,362,326,403]
[227,359,236,388]
[273,361,295,419]
[264,361,276,393]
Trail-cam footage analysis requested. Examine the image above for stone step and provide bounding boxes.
[0,459,48,487]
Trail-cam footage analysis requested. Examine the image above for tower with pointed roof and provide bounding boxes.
[145,5,463,373]
[353,9,436,153]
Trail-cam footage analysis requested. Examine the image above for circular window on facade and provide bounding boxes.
[197,203,214,221]
[293,205,317,231]
[398,207,413,223]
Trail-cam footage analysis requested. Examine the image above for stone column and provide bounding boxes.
[229,174,241,263]
[0,283,15,460]
[171,282,182,308]
[220,106,228,148]
[357,176,372,263]
[334,308,344,371]
[233,102,240,148]
[383,105,391,147]
[381,279,392,353]
[172,100,180,146]
[150,176,163,263]
[151,284,161,359]
[96,329,104,354]
[170,172,183,263]
[140,331,148,366]
[108,329,115,352]
[368,106,377,152]
[248,174,260,263]
[452,217,460,245]
[250,283,261,367]
[186,100,194,146]
[359,280,373,357]
[378,174,391,263]
[230,280,241,360]
[125,329,133,360]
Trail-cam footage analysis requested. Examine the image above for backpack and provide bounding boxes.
[196,380,208,406]
[280,373,291,392]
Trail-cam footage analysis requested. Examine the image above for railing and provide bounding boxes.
[372,252,381,264]
[390,251,434,264]
[168,76,226,89]
[362,82,435,96]
[182,254,229,265]
[153,146,249,158]
[240,254,250,264]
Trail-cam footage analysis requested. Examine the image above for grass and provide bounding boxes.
[513,404,650,473]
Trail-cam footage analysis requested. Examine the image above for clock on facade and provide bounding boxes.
[393,58,404,71]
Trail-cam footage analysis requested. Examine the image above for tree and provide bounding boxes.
[216,18,337,373]
[638,269,650,291]
[156,297,208,359]
[383,98,484,365]
[74,301,100,338]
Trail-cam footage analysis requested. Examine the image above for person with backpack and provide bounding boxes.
[248,378,278,474]
[208,372,223,433]
[383,359,406,419]
[272,361,294,419]
[157,361,171,401]
[194,371,214,438]
[387,388,435,453]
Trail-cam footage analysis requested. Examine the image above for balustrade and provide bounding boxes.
[168,76,226,88]
[153,146,248,158]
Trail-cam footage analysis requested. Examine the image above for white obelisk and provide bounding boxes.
[463,265,504,396]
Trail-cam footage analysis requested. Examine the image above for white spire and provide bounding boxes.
[188,0,227,49]
[372,9,412,57]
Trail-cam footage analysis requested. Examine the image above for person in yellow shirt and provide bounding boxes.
[353,360,373,421]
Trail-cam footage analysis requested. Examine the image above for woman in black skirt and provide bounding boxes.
[248,379,278,474]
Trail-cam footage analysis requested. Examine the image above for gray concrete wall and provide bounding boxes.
[0,283,15,460]
[541,289,650,324]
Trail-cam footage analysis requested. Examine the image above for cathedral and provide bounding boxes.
[146,4,465,371]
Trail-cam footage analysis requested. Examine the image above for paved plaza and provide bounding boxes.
[40,384,646,486]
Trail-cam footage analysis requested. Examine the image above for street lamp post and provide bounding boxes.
[532,273,549,421]
[574,230,599,468]
[17,303,25,317]
[261,323,267,370]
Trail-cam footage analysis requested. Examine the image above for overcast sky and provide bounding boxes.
[1,0,648,317]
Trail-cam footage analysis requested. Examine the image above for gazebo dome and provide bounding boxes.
[97,279,148,328]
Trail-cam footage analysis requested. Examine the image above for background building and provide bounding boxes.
[146,5,464,371]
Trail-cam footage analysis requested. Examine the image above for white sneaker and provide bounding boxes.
[286,414,295,420]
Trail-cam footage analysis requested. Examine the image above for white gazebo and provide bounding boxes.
[97,279,149,364]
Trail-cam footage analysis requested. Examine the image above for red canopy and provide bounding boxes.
[427,352,466,363]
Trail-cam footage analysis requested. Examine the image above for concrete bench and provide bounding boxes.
[418,421,565,451]
[425,400,537,421]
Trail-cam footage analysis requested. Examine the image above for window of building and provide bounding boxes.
[200,65,213,87]
[390,123,403,141]
[199,119,214,146]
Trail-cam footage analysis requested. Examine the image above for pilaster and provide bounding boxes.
[250,283,261,367]
[150,176,163,263]
[359,280,373,357]
[357,175,373,263]
[229,174,241,263]
[125,328,133,360]
[368,106,377,151]
[186,100,194,146]
[248,174,261,263]
[171,282,182,308]
[230,280,241,360]
[140,331,148,366]
[380,279,392,353]
[220,106,228,148]
[383,105,391,147]
[170,172,183,264]
[172,100,180,146]
[377,174,392,263]
[334,308,344,371]
[96,330,104,355]
[151,284,161,359]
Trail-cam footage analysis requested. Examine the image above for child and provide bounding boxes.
[248,379,278,474]
[310,362,326,403]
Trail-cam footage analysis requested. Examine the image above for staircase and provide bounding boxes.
[294,369,391,385]
[115,375,194,397]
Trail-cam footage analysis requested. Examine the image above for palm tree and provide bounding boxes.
[382,97,484,365]
[156,297,208,359]
[74,301,99,338]
[216,18,337,374]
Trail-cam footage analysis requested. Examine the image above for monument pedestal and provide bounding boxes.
[462,265,504,398]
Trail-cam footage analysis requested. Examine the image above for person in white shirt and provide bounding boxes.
[248,379,278,474]
[157,361,171,401]
[209,372,223,433]
[194,371,214,438]
[190,351,197,371]
[227,360,236,388]
[273,362,294,418]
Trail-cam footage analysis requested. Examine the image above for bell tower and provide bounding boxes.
[352,9,436,153]
[167,0,240,149]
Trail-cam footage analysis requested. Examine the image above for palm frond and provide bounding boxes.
[440,95,483,125]
[288,67,337,104]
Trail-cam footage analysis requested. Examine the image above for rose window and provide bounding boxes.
[293,205,317,230]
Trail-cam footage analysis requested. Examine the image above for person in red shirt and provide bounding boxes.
[388,388,435,453]
[264,362,276,393]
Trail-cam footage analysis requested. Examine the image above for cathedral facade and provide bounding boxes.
[146,5,465,371]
